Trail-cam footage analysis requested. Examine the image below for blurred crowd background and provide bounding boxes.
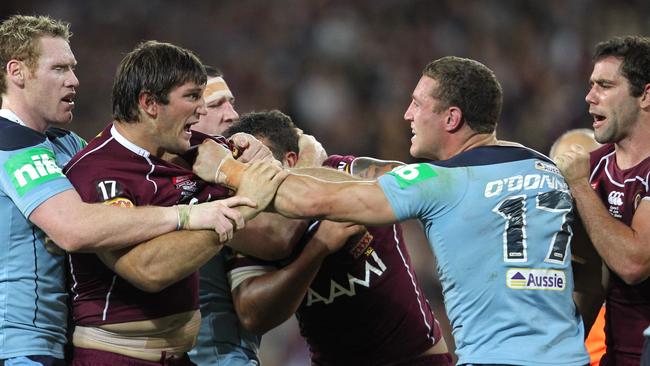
[2,0,648,364]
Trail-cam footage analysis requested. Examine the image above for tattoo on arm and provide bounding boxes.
[350,157,405,179]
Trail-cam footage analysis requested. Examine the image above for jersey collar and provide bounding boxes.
[110,124,151,158]
[0,109,26,126]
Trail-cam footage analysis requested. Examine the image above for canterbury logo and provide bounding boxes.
[608,191,624,206]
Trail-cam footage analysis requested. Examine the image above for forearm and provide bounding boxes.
[31,190,178,252]
[571,182,649,283]
[100,230,222,292]
[288,167,363,182]
[233,242,329,334]
[216,158,397,225]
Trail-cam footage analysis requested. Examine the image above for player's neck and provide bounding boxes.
[113,120,165,157]
[451,132,497,157]
[1,98,49,133]
[614,127,650,170]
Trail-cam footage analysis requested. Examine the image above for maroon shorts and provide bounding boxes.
[71,347,196,366]
[391,353,453,366]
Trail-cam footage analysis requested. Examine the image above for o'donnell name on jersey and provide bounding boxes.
[507,269,566,291]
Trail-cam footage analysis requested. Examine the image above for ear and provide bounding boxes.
[284,151,299,168]
[640,83,650,109]
[6,60,26,87]
[444,106,463,132]
[138,91,158,118]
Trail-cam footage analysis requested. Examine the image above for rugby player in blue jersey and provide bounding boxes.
[0,15,254,365]
[193,56,590,365]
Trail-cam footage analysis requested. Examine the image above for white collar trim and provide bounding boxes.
[110,124,150,157]
[0,109,26,126]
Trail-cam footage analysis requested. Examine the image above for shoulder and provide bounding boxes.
[0,118,46,151]
[434,145,553,168]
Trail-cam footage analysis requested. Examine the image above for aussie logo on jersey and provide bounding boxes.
[3,148,65,196]
[506,268,566,291]
[386,163,438,189]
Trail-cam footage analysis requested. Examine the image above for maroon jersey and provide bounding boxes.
[590,144,650,366]
[229,155,441,366]
[63,124,231,325]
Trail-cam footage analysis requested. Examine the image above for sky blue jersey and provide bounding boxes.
[0,116,85,359]
[189,249,260,366]
[378,145,588,366]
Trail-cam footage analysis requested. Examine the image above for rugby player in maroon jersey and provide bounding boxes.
[223,110,451,365]
[555,36,650,366]
[63,41,286,366]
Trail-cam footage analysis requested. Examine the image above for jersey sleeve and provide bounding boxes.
[64,156,136,206]
[0,144,73,218]
[378,162,460,221]
[226,252,276,290]
[323,154,356,172]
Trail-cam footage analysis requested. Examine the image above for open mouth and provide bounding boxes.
[61,93,75,106]
[184,121,197,134]
[591,112,606,126]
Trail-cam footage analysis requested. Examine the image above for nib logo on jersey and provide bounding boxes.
[506,269,566,291]
[4,148,64,196]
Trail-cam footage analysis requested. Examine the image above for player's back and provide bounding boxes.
[379,145,588,366]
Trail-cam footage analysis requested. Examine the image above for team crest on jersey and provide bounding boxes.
[103,197,134,208]
[506,268,566,291]
[347,231,373,259]
[172,175,199,202]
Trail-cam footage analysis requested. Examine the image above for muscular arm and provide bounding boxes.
[30,189,179,252]
[97,230,223,293]
[232,221,364,334]
[350,157,404,179]
[193,139,400,225]
[571,182,650,284]
[272,175,398,225]
[556,146,650,285]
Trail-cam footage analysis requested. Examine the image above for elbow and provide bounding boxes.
[131,280,167,293]
[54,232,93,253]
[123,269,171,293]
[238,311,272,336]
[616,263,650,285]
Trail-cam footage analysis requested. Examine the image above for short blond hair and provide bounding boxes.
[549,128,600,160]
[0,15,71,94]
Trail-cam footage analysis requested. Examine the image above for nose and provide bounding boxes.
[223,102,239,122]
[404,101,415,122]
[66,69,80,88]
[585,86,597,105]
[197,100,208,116]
